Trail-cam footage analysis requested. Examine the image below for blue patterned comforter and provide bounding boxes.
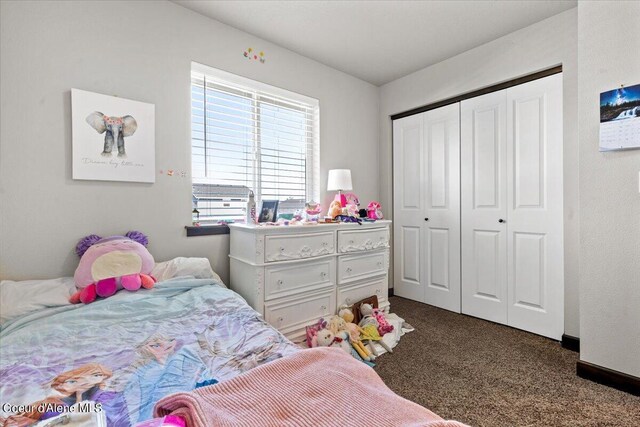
[0,278,298,426]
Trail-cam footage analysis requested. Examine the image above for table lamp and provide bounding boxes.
[327,169,352,207]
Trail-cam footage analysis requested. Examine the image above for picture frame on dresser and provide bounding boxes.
[257,200,279,222]
[228,220,391,343]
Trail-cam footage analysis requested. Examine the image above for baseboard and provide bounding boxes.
[561,334,580,352]
[577,360,640,396]
[388,287,394,297]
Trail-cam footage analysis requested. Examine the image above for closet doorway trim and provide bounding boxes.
[390,65,562,121]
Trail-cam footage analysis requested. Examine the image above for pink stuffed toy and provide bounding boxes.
[373,308,394,336]
[367,201,384,220]
[69,231,156,304]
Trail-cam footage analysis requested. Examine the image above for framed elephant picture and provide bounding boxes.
[72,89,155,183]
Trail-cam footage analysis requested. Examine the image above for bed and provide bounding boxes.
[0,264,465,427]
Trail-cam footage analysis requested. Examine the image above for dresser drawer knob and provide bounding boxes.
[346,267,352,273]
[345,298,352,304]
[349,240,354,244]
[377,261,382,267]
[376,288,381,294]
[279,247,285,252]
[320,272,327,278]
[277,316,284,324]
[322,242,328,246]
[321,305,327,310]
[277,279,283,287]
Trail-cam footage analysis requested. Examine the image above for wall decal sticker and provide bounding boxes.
[243,47,266,64]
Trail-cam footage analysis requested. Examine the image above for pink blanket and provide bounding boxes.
[154,347,468,427]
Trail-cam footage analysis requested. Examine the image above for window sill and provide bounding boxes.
[185,224,230,237]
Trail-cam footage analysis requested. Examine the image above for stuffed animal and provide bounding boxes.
[360,324,393,354]
[359,303,378,328]
[69,231,156,304]
[338,307,355,324]
[359,303,394,336]
[315,328,352,354]
[328,315,347,336]
[335,310,372,361]
[367,201,384,220]
[373,307,394,336]
[305,318,327,348]
[328,200,343,219]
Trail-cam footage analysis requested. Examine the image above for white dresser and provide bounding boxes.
[228,220,391,342]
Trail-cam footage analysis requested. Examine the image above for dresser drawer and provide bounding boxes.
[264,258,335,301]
[338,227,389,253]
[337,276,388,307]
[264,289,336,335]
[337,251,387,284]
[265,232,335,262]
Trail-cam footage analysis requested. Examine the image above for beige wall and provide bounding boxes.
[577,1,640,377]
[378,9,580,337]
[0,0,379,284]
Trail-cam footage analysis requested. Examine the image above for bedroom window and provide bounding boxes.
[191,62,320,224]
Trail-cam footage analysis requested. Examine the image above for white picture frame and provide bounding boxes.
[72,88,155,183]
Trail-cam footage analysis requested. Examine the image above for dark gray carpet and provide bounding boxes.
[374,297,640,427]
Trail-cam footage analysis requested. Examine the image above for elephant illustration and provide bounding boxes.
[86,111,137,157]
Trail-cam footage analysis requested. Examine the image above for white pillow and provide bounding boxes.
[151,257,221,283]
[0,277,76,325]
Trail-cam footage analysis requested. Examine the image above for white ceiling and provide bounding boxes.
[173,0,576,86]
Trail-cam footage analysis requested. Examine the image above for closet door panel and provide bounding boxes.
[393,114,425,302]
[506,73,564,340]
[461,91,508,324]
[423,103,461,312]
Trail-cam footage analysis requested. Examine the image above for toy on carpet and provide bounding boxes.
[360,323,393,355]
[305,318,327,348]
[338,308,373,361]
[360,303,394,336]
[69,231,157,304]
[315,328,352,354]
[307,314,373,363]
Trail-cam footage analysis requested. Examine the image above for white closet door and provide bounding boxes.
[461,90,508,324]
[423,104,461,312]
[506,73,564,340]
[393,114,425,301]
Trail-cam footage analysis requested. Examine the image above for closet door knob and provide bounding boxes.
[498,219,505,223]
[424,218,429,221]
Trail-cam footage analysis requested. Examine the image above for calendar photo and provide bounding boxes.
[599,83,640,151]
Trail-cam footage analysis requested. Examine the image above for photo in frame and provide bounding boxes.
[72,88,156,182]
[258,200,279,223]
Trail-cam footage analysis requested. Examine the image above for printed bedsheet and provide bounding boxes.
[0,278,298,426]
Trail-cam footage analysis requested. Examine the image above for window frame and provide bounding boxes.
[190,62,320,226]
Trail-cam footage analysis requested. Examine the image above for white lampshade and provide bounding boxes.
[327,169,353,191]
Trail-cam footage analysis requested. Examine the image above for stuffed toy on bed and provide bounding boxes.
[69,231,156,304]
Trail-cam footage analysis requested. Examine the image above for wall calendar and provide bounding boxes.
[599,83,640,151]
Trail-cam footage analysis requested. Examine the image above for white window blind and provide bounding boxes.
[191,63,319,223]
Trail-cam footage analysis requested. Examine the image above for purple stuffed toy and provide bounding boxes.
[69,231,156,304]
